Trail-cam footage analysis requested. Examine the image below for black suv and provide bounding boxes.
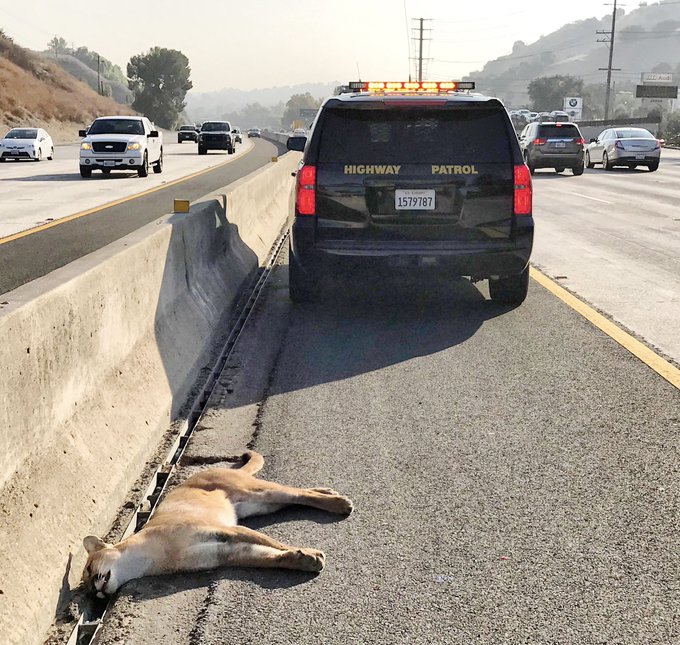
[177,124,198,143]
[519,121,585,175]
[286,82,534,305]
[198,121,235,155]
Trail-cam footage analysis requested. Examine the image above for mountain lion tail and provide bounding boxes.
[240,450,264,476]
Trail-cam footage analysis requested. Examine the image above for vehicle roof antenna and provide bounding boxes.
[356,62,361,82]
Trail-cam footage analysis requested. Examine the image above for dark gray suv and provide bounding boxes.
[286,81,534,306]
[518,121,585,175]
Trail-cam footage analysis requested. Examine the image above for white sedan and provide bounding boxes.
[0,127,54,162]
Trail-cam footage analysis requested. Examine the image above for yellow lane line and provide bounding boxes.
[0,151,249,246]
[530,266,680,391]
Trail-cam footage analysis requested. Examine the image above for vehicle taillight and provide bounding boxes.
[654,139,662,150]
[533,138,547,146]
[514,164,532,216]
[614,140,624,150]
[575,138,585,145]
[296,165,316,216]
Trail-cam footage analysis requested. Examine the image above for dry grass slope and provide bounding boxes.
[0,32,135,143]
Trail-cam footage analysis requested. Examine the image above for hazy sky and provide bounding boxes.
[1,0,630,93]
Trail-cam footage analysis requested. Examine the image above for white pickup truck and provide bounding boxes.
[79,116,163,178]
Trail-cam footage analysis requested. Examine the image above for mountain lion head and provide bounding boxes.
[82,536,122,598]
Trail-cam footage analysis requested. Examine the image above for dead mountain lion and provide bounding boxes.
[82,451,353,597]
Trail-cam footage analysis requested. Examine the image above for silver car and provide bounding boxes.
[585,127,661,172]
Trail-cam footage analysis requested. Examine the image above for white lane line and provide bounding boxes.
[569,192,614,204]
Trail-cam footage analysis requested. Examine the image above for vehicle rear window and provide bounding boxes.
[614,129,654,139]
[317,105,512,164]
[538,124,580,138]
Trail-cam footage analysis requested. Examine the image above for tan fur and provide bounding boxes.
[81,451,353,597]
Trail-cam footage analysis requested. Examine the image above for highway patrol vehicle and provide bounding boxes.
[286,81,534,305]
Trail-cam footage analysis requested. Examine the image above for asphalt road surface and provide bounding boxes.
[0,138,284,295]
[532,148,680,365]
[94,248,680,644]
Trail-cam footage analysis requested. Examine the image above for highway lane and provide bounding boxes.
[94,251,680,644]
[0,137,254,239]
[0,138,285,296]
[532,148,680,364]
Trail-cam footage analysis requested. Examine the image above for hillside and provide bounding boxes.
[41,52,133,105]
[465,0,680,107]
[0,31,134,143]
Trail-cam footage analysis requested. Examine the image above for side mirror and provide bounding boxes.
[149,130,159,138]
[79,129,87,137]
[590,138,597,144]
[286,135,307,152]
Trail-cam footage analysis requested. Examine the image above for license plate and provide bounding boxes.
[10,150,19,155]
[635,154,645,160]
[395,189,435,210]
[555,142,566,148]
[103,160,116,167]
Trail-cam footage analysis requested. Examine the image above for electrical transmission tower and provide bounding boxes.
[410,18,432,82]
[596,0,623,122]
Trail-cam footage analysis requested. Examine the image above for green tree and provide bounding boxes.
[127,47,192,128]
[527,75,585,112]
[47,36,68,57]
[281,93,322,128]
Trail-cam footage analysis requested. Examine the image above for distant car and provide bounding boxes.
[177,125,198,143]
[0,127,54,162]
[247,128,261,138]
[519,121,585,175]
[232,127,243,143]
[198,121,235,155]
[549,111,570,123]
[585,127,661,172]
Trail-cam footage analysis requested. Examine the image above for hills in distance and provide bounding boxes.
[466,0,680,106]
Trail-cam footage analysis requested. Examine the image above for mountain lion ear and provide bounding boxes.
[83,536,109,554]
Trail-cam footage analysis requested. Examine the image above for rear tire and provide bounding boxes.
[80,166,92,178]
[603,151,613,171]
[489,266,529,306]
[198,146,207,155]
[524,152,535,176]
[585,150,594,169]
[138,151,149,177]
[572,163,584,176]
[289,246,319,303]
[648,162,659,172]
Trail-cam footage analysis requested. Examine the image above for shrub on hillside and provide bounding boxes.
[0,31,39,77]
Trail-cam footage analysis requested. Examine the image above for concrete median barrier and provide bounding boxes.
[0,151,299,645]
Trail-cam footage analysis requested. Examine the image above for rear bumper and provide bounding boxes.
[611,151,660,164]
[529,151,583,168]
[291,219,534,279]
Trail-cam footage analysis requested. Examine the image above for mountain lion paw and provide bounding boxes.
[311,487,341,496]
[330,495,354,515]
[295,549,325,572]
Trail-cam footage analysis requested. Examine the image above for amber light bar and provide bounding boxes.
[348,81,475,92]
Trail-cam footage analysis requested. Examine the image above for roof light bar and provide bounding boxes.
[348,81,475,93]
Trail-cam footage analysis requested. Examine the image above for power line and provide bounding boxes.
[597,0,622,121]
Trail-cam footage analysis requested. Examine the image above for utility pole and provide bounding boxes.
[97,53,101,95]
[411,18,432,82]
[597,0,622,122]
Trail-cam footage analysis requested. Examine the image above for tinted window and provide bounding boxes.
[317,105,512,164]
[5,129,38,139]
[538,124,580,138]
[180,125,195,131]
[89,119,144,135]
[202,122,230,131]
[614,129,654,139]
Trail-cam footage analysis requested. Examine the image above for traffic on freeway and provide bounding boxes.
[1,4,679,645]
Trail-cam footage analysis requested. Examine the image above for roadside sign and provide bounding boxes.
[635,85,678,99]
[564,97,583,110]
